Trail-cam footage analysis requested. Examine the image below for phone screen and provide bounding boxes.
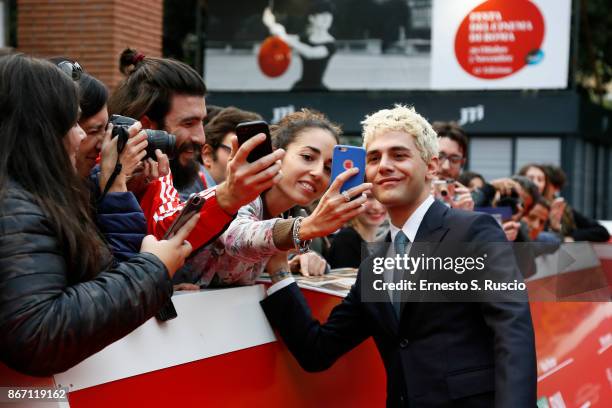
[235,120,273,163]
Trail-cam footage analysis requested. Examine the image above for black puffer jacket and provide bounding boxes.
[0,181,172,376]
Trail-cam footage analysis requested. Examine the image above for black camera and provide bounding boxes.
[496,189,522,215]
[109,115,176,160]
[471,183,496,207]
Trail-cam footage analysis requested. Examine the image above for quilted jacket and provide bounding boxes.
[0,180,172,376]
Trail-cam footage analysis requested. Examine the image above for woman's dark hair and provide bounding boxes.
[518,163,546,177]
[78,73,109,121]
[203,104,225,127]
[458,171,484,188]
[542,164,567,190]
[271,108,341,149]
[47,57,108,121]
[109,48,206,128]
[518,163,549,193]
[0,54,106,281]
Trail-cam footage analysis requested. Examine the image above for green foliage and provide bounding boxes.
[578,0,612,93]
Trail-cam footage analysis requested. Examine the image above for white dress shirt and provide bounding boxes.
[385,195,434,299]
[388,195,435,244]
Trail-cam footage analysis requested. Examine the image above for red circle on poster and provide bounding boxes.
[258,36,291,78]
[454,0,545,79]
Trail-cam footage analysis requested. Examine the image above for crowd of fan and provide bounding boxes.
[433,122,609,246]
[0,49,608,376]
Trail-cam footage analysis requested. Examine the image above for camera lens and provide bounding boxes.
[145,130,176,160]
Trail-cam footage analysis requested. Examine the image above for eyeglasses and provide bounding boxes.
[217,144,232,153]
[57,61,83,81]
[439,152,464,167]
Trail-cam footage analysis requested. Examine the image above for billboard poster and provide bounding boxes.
[431,0,572,89]
[204,0,571,91]
[205,0,434,91]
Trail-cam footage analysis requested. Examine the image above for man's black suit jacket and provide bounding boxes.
[261,200,537,407]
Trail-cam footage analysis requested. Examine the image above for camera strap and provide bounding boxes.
[97,160,123,203]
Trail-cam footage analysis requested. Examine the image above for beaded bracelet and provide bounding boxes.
[270,270,291,282]
[292,216,311,254]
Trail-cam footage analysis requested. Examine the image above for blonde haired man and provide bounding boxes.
[362,104,439,162]
[261,105,536,407]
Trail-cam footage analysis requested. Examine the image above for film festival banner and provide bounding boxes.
[204,0,571,91]
[431,0,572,89]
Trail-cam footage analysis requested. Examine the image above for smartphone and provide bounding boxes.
[156,195,204,322]
[331,145,366,195]
[163,194,205,240]
[235,120,273,163]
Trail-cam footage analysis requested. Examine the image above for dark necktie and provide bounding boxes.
[392,231,410,317]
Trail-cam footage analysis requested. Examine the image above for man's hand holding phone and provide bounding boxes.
[216,133,285,215]
[140,213,200,278]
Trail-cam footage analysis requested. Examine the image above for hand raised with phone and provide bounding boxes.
[216,132,285,215]
[140,213,199,278]
[299,167,372,240]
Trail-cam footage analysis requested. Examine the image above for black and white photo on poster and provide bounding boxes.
[204,0,433,91]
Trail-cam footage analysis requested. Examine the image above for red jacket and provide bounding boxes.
[139,174,234,250]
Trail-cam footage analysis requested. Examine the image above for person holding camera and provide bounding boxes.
[431,121,474,211]
[51,58,165,261]
[0,54,199,376]
[522,163,610,242]
[517,163,570,242]
[491,178,526,246]
[109,49,285,252]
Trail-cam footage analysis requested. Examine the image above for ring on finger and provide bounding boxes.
[341,191,351,202]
